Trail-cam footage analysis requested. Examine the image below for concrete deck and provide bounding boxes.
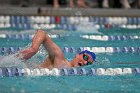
[0,6,139,17]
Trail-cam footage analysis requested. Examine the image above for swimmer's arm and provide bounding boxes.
[16,30,47,60]
[43,31,65,60]
[16,30,64,61]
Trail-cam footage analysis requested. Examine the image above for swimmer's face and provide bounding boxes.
[74,53,94,67]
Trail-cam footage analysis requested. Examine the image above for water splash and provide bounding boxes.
[0,44,48,69]
[0,54,27,68]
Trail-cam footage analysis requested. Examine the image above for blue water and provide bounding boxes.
[0,28,140,93]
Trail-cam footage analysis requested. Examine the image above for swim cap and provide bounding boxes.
[79,50,96,61]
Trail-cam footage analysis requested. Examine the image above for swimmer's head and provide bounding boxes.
[71,50,96,67]
[79,50,96,63]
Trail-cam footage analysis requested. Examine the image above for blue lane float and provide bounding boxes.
[0,47,140,55]
[0,67,139,77]
[10,16,31,29]
[0,47,21,54]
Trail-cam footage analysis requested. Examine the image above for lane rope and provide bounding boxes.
[0,34,59,39]
[0,47,140,54]
[80,35,140,41]
[0,34,140,41]
[0,16,140,29]
[0,67,139,77]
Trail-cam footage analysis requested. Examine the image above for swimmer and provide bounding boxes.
[16,30,96,69]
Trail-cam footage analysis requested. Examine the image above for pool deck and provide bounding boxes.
[0,6,140,17]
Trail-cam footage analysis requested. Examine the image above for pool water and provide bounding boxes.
[0,28,140,93]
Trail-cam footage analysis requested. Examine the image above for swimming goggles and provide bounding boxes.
[83,54,93,65]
